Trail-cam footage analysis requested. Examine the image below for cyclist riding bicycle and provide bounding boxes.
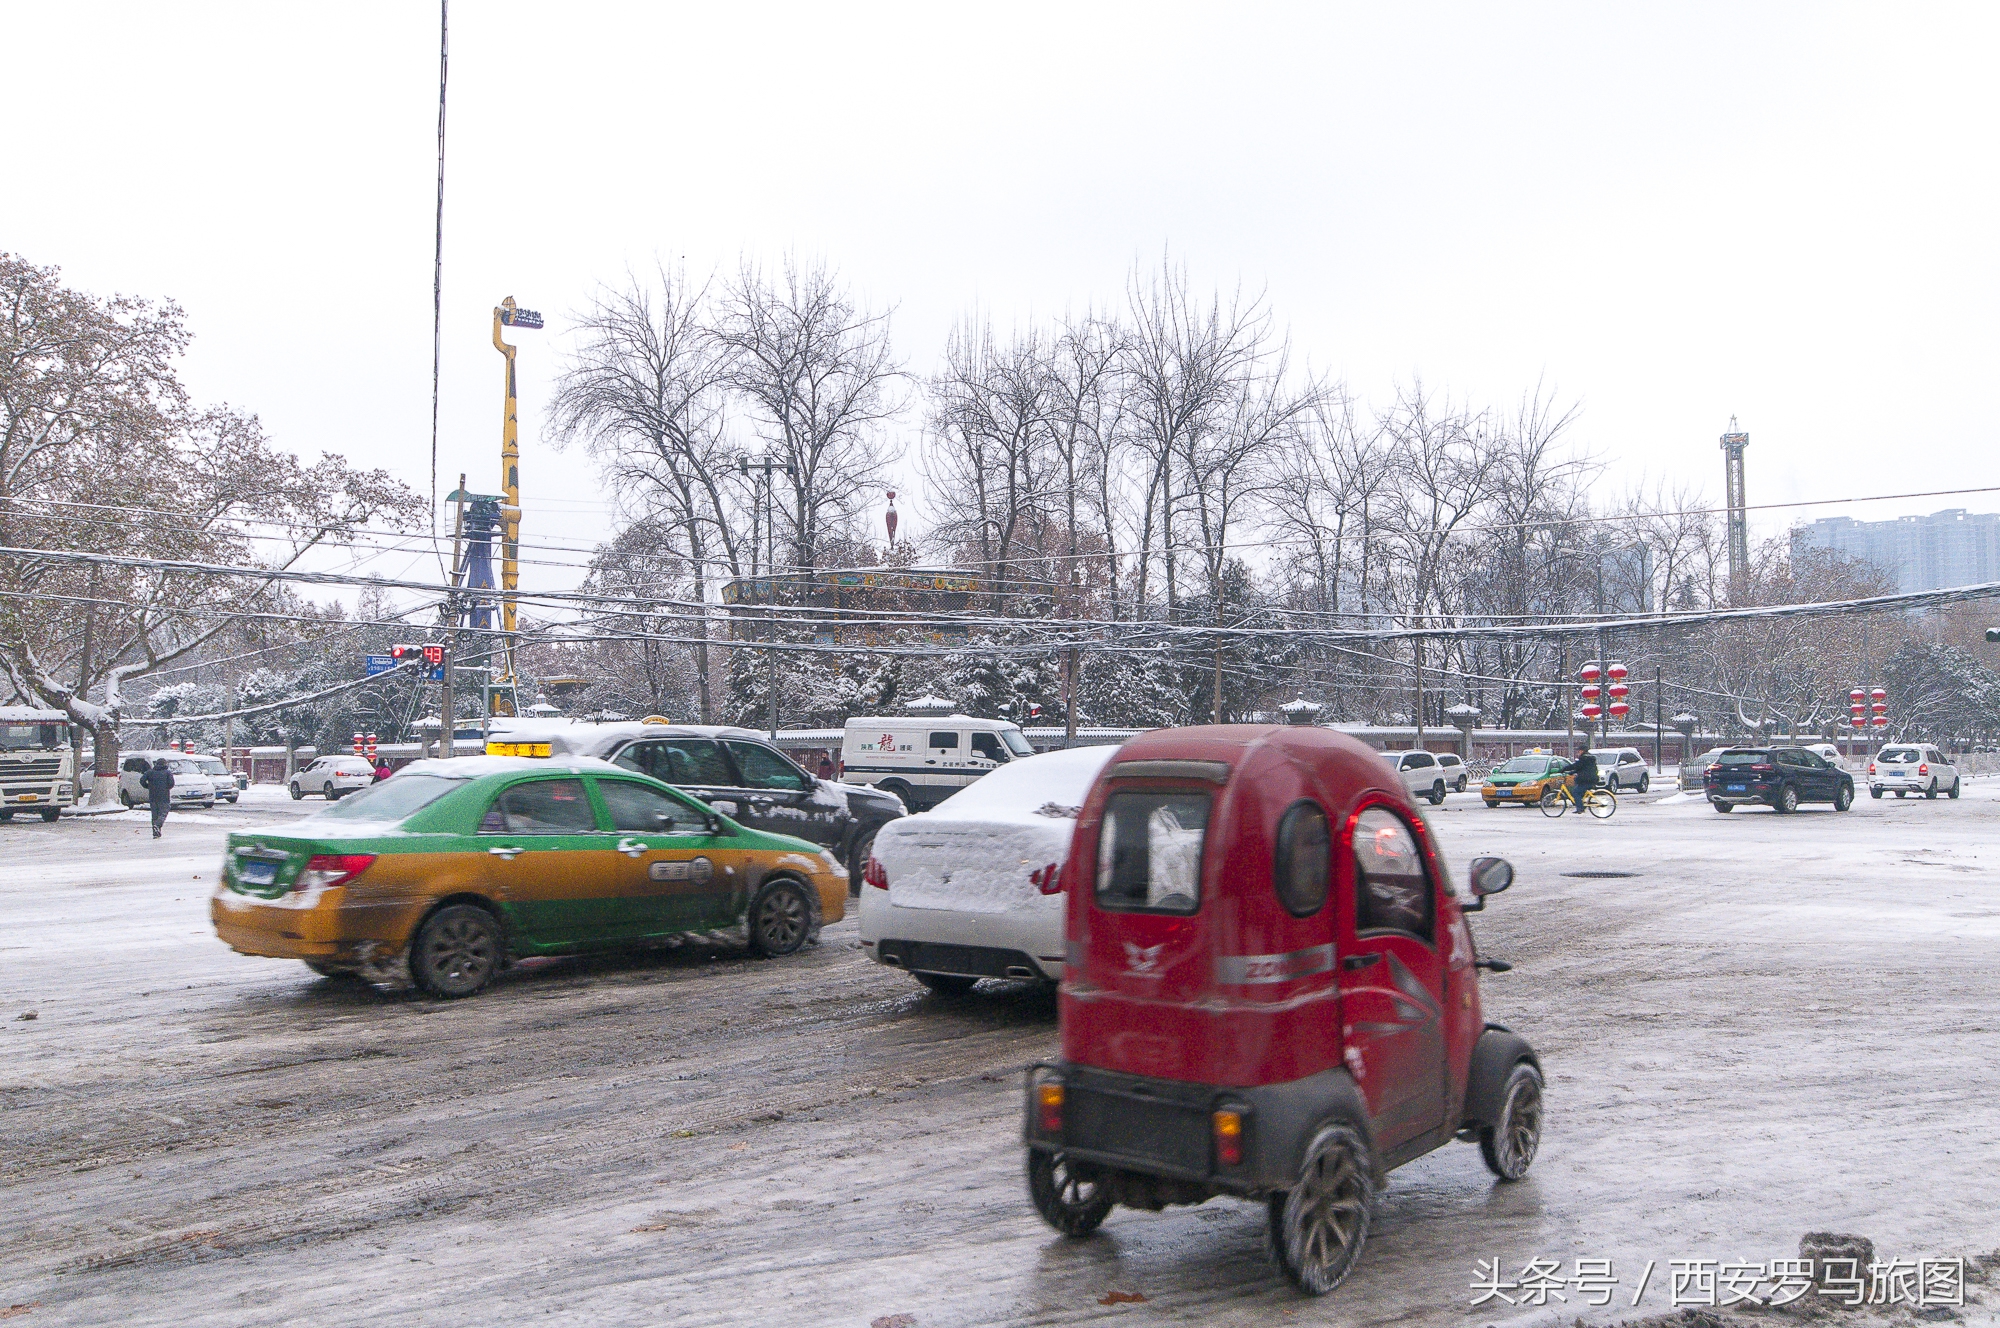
[1566,750,1600,808]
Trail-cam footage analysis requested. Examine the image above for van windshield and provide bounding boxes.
[1001,728,1034,757]
[1095,791,1208,915]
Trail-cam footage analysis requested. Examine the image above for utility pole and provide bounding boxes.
[1654,666,1664,772]
[1065,567,1081,746]
[738,453,791,741]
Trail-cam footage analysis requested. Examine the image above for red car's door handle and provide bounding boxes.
[1341,953,1381,971]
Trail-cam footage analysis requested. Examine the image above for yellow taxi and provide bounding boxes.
[1480,753,1573,808]
[211,755,846,997]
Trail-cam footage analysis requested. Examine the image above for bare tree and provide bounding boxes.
[550,264,739,719]
[717,257,903,576]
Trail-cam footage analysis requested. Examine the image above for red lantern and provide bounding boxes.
[1607,662,1628,681]
[1578,663,1601,684]
[365,733,378,759]
[1580,684,1601,701]
[1871,702,1887,715]
[1607,682,1629,699]
[1871,715,1888,728]
[352,732,365,756]
[1850,688,1865,703]
[1870,688,1887,701]
[1608,701,1631,718]
[1580,704,1602,720]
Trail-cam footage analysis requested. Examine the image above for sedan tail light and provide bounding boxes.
[1029,861,1063,894]
[1867,763,1877,775]
[298,854,375,890]
[863,855,888,890]
[1918,763,1930,776]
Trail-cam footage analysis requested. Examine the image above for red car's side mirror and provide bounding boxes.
[1463,856,1514,911]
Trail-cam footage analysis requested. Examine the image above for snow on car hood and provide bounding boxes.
[875,745,1120,914]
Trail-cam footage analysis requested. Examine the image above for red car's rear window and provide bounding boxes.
[1094,791,1210,915]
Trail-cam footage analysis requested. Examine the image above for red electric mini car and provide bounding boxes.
[1023,725,1541,1295]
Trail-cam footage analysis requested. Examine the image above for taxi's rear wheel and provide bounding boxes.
[412,904,502,998]
[1270,1124,1374,1295]
[1027,1149,1113,1237]
[1479,1062,1544,1181]
[747,878,814,957]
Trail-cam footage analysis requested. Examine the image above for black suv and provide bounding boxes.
[1704,746,1854,814]
[527,723,905,885]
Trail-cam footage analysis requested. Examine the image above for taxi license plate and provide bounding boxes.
[241,860,279,886]
[17,793,38,802]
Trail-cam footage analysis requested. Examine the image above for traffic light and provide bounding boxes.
[389,643,416,661]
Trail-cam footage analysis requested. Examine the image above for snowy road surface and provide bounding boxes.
[3,781,1998,1326]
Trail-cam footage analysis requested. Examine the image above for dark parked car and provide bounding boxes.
[499,722,905,883]
[1704,746,1854,813]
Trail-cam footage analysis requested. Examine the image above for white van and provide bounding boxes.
[841,716,1036,810]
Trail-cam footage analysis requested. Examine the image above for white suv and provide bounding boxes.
[289,756,376,801]
[1384,749,1450,805]
[1588,747,1653,792]
[1868,744,1961,800]
[1435,752,1470,792]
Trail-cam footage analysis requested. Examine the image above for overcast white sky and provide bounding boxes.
[7,2,1997,599]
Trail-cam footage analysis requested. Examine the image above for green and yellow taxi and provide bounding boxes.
[211,754,847,997]
[1480,753,1574,808]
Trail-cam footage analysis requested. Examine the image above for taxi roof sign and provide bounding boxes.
[485,741,552,758]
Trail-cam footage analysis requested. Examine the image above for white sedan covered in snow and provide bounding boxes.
[858,743,1120,994]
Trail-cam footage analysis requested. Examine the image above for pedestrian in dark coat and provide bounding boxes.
[816,755,835,781]
[140,757,175,839]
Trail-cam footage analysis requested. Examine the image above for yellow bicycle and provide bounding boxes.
[1541,779,1616,819]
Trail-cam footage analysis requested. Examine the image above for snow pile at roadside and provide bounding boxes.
[877,745,1120,914]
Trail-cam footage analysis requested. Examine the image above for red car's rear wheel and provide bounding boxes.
[1027,1150,1113,1237]
[1270,1124,1373,1295]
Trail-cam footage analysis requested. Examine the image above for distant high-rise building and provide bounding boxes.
[1790,509,2000,592]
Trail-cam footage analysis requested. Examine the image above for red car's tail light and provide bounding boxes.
[863,855,888,890]
[1213,1109,1244,1166]
[1037,1083,1064,1134]
[1029,861,1063,894]
[298,854,376,890]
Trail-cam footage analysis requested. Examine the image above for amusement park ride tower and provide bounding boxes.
[1720,417,1750,602]
[444,297,541,720]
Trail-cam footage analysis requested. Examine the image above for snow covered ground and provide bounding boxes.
[3,780,1998,1326]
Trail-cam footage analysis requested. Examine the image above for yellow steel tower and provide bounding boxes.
[491,296,542,715]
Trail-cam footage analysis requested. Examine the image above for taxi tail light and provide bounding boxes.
[1037,1083,1064,1135]
[298,854,376,890]
[1918,762,1930,777]
[1029,861,1063,894]
[1213,1108,1244,1166]
[1867,762,1877,775]
[863,855,888,890]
